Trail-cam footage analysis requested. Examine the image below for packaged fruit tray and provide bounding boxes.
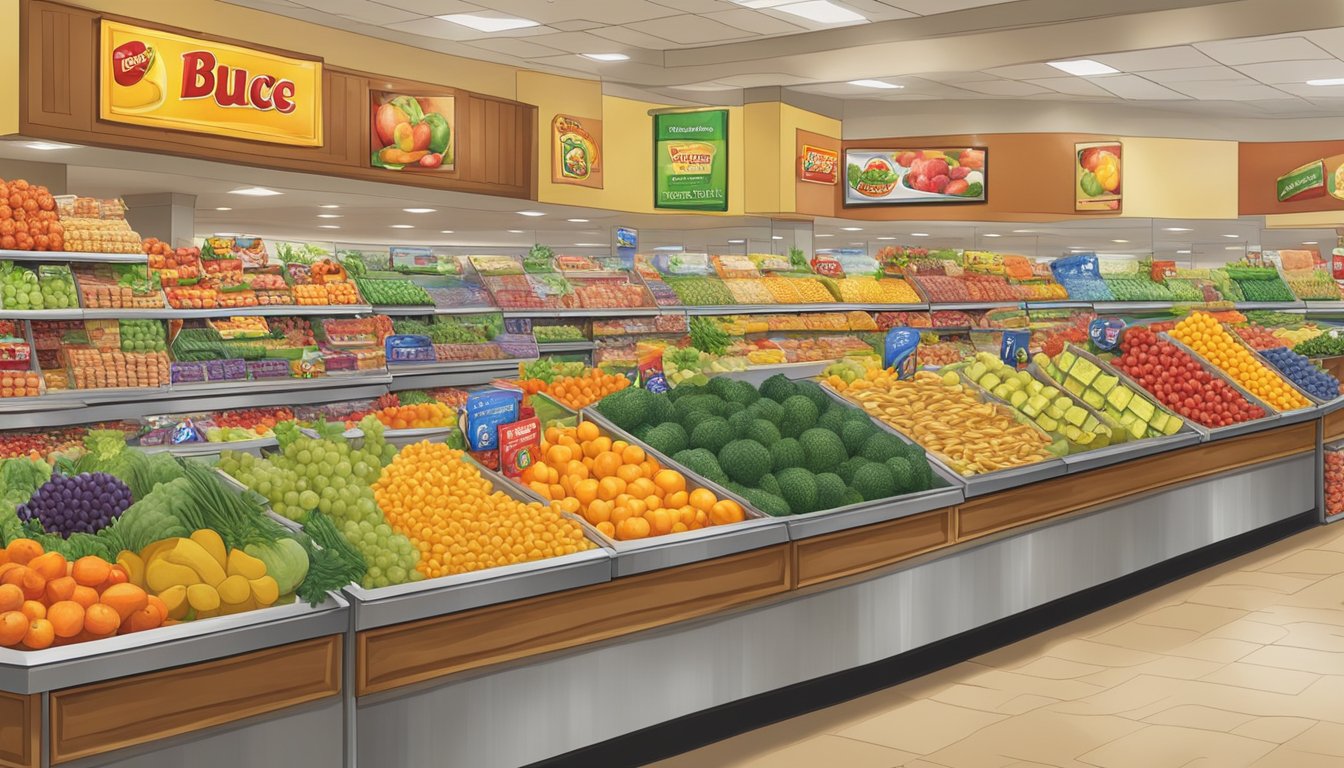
[568,410,789,576]
[1068,341,1277,442]
[827,375,1066,498]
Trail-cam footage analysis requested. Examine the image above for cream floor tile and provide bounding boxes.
[1248,746,1344,768]
[1206,618,1291,645]
[1231,716,1318,743]
[1041,639,1162,668]
[1200,662,1320,695]
[952,668,1107,702]
[729,735,918,768]
[1255,549,1344,576]
[1238,644,1344,675]
[1166,637,1262,663]
[1140,703,1256,732]
[1281,721,1344,756]
[997,695,1062,716]
[929,684,1024,713]
[1248,604,1344,627]
[1086,622,1203,654]
[888,662,992,700]
[1267,621,1344,652]
[1204,570,1323,594]
[922,709,1144,768]
[1183,584,1306,612]
[1133,603,1246,633]
[1010,657,1108,680]
[1077,725,1276,768]
[836,699,1007,755]
[1045,675,1183,717]
[1074,655,1224,689]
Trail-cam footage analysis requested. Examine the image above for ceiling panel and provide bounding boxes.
[382,16,488,40]
[530,30,628,54]
[1090,74,1189,100]
[298,0,423,24]
[1196,36,1333,65]
[587,24,681,50]
[1233,59,1344,84]
[624,14,752,45]
[1166,81,1290,100]
[883,0,1020,13]
[1024,76,1113,96]
[705,8,806,36]
[982,63,1068,80]
[1140,65,1253,84]
[370,0,478,14]
[954,79,1052,96]
[1093,45,1217,72]
[467,0,677,25]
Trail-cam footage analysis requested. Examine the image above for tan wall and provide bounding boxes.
[0,0,17,136]
[1122,137,1238,219]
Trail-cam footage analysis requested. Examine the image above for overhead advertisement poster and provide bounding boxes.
[1076,141,1122,212]
[654,110,728,212]
[370,93,455,172]
[551,115,603,188]
[843,148,986,206]
[99,19,323,146]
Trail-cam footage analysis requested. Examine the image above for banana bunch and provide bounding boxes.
[117,529,281,620]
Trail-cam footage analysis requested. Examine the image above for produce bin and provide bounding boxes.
[1156,334,1291,439]
[138,435,278,457]
[568,409,789,576]
[1327,439,1344,521]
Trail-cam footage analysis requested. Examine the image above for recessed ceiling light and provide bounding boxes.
[1224,245,1244,251]
[771,236,784,240]
[507,229,525,234]
[229,186,282,197]
[876,236,895,241]
[318,225,340,230]
[582,53,629,62]
[1047,59,1120,77]
[319,204,340,209]
[773,0,865,24]
[848,79,902,89]
[518,211,546,217]
[1177,249,1192,254]
[983,233,1001,238]
[436,13,538,32]
[214,207,232,211]
[1308,78,1344,86]
[1111,239,1129,244]
[841,226,863,231]
[214,232,240,237]
[390,224,414,229]
[728,239,745,244]
[1162,227,1192,232]
[25,141,77,151]
[567,218,589,223]
[573,242,606,247]
[403,207,436,214]
[910,232,929,237]
[1223,234,1240,238]
[1011,229,1034,234]
[849,242,864,246]
[1303,241,1319,245]
[317,214,342,219]
[815,233,833,238]
[440,230,454,234]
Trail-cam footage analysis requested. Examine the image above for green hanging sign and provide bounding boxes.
[653,110,728,212]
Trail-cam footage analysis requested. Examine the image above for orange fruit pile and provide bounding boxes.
[522,421,746,541]
[544,369,631,410]
[371,402,456,430]
[373,441,593,579]
[0,539,164,650]
[1171,312,1311,412]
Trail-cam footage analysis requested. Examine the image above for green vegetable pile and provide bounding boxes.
[355,278,433,306]
[596,374,940,517]
[392,314,501,344]
[534,325,587,343]
[689,316,730,355]
[120,319,167,352]
[1103,275,1173,302]
[664,275,735,306]
[1295,331,1344,358]
[521,357,587,383]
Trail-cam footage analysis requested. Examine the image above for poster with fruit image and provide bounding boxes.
[551,114,603,188]
[1076,142,1121,212]
[843,148,986,205]
[371,92,455,172]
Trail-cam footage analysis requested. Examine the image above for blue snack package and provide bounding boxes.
[1000,330,1031,369]
[462,388,522,451]
[883,327,921,379]
[638,350,669,393]
[1090,317,1126,351]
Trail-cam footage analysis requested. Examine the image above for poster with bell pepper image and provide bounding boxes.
[1076,141,1121,212]
[370,92,454,172]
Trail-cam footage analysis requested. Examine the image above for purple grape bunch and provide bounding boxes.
[16,472,133,537]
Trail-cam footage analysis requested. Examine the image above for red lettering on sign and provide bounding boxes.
[179,50,299,113]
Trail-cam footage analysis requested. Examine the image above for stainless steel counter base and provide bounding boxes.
[355,453,1314,768]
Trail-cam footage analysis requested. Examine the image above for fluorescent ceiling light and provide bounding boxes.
[1162,227,1192,232]
[574,242,606,247]
[507,229,525,234]
[567,218,589,223]
[25,141,77,151]
[319,204,340,209]
[772,236,784,240]
[1047,59,1120,76]
[518,211,546,217]
[728,239,745,244]
[841,226,863,231]
[390,224,414,229]
[318,225,340,229]
[436,13,538,32]
[1308,78,1344,86]
[229,186,282,197]
[848,79,902,89]
[1177,249,1192,254]
[1012,229,1034,233]
[910,232,929,237]
[440,230,455,234]
[1303,241,1319,245]
[1223,234,1240,238]
[317,214,341,219]
[214,232,239,237]
[815,233,833,238]
[1224,245,1244,251]
[733,0,791,7]
[403,208,436,214]
[582,53,629,62]
[773,1,865,24]
[876,236,895,241]
[983,233,1001,238]
[214,207,232,211]
[1111,239,1129,244]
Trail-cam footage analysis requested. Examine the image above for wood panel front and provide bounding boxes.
[957,421,1317,541]
[358,543,792,696]
[0,691,38,768]
[1325,408,1344,443]
[793,508,954,588]
[49,634,342,764]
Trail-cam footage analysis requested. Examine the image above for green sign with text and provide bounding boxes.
[654,110,728,212]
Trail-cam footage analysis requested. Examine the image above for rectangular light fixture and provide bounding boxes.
[848,79,902,89]
[582,53,629,62]
[773,1,865,24]
[517,211,546,217]
[229,186,282,197]
[25,141,78,151]
[436,13,538,32]
[1308,78,1344,86]
[1162,227,1192,232]
[403,207,436,213]
[1047,59,1120,77]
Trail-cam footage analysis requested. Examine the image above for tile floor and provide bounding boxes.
[647,522,1344,768]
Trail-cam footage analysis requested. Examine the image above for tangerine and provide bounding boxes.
[22,618,53,650]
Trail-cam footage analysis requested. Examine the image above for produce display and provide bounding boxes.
[59,198,142,254]
[843,370,1054,476]
[354,277,432,306]
[1103,275,1172,302]
[0,263,46,310]
[724,278,774,305]
[119,319,166,353]
[205,407,294,440]
[959,353,1121,453]
[0,371,41,398]
[1327,446,1344,517]
[527,368,631,411]
[522,418,746,539]
[366,401,456,429]
[1232,323,1283,351]
[1169,312,1311,412]
[1258,347,1341,401]
[664,275,735,306]
[1226,265,1295,303]
[0,179,62,252]
[1110,329,1265,429]
[533,324,587,343]
[1294,330,1344,358]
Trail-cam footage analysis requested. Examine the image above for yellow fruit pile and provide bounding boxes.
[374,441,593,578]
[1274,326,1322,347]
[525,421,745,540]
[1171,312,1310,412]
[763,277,833,303]
[847,371,1053,475]
[125,530,279,619]
[825,365,897,393]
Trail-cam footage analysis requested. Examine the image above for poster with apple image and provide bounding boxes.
[1076,141,1121,212]
[370,92,455,172]
[843,148,987,205]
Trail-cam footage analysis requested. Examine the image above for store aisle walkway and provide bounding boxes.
[648,522,1344,768]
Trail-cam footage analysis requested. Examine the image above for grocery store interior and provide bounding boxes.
[11,1,1344,767]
